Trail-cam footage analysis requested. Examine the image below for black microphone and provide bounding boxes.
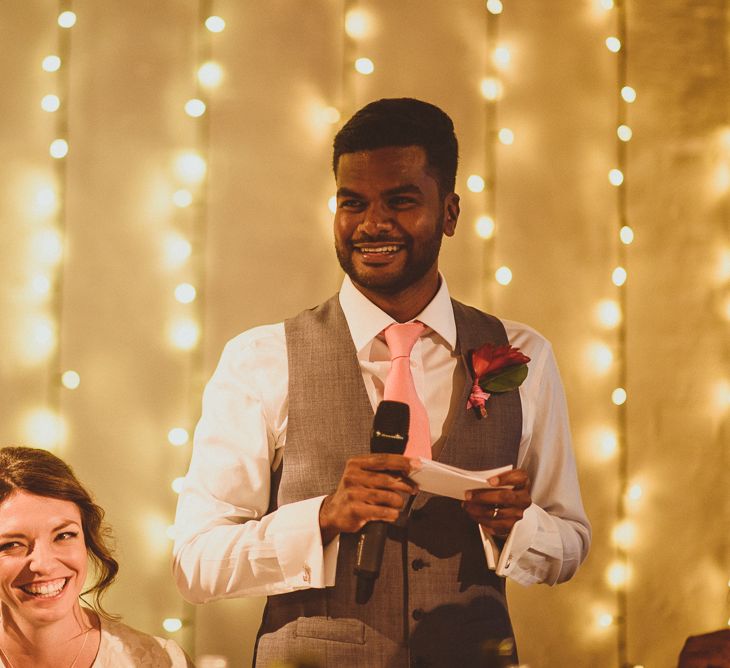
[354,400,409,604]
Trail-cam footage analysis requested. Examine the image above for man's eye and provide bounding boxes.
[0,542,23,553]
[389,196,417,207]
[338,199,364,209]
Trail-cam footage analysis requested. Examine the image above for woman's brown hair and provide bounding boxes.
[0,446,119,618]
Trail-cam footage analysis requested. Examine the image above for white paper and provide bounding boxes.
[410,458,513,500]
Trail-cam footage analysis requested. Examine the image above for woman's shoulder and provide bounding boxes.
[94,617,194,667]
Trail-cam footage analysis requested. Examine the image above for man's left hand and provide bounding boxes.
[462,468,532,537]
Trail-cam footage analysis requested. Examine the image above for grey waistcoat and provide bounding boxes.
[254,296,522,668]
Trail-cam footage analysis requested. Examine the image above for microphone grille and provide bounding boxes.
[373,400,409,438]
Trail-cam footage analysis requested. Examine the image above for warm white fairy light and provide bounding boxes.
[619,225,634,245]
[205,16,226,33]
[612,520,636,549]
[31,228,64,265]
[480,77,503,101]
[328,195,337,214]
[57,11,77,28]
[61,370,81,390]
[49,139,69,159]
[175,152,206,184]
[617,124,632,141]
[605,37,621,53]
[595,428,618,459]
[608,168,624,186]
[33,187,58,217]
[626,483,643,502]
[597,612,614,628]
[492,46,511,68]
[345,8,371,39]
[30,274,52,298]
[171,477,186,494]
[596,299,622,328]
[198,61,223,88]
[164,235,192,267]
[475,215,495,239]
[19,315,57,363]
[42,55,61,72]
[23,408,65,450]
[495,266,512,286]
[354,57,375,75]
[41,95,61,112]
[165,525,177,541]
[607,561,630,589]
[612,266,627,286]
[184,98,206,117]
[486,0,504,14]
[169,318,199,350]
[588,342,614,373]
[172,189,193,208]
[168,427,190,447]
[163,618,183,633]
[467,175,486,193]
[320,106,341,124]
[174,283,197,304]
[498,128,514,145]
[620,85,637,103]
[611,387,627,406]
[599,0,615,9]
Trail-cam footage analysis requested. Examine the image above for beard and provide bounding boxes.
[335,215,444,295]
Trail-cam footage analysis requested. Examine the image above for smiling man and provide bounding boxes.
[173,98,590,667]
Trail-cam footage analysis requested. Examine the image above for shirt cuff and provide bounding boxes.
[268,495,339,589]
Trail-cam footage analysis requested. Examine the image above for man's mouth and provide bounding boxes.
[19,578,68,598]
[353,242,404,255]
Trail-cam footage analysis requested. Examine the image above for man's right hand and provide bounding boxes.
[319,454,419,545]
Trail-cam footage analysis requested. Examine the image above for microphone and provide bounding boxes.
[354,400,409,604]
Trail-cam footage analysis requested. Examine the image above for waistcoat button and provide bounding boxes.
[411,558,426,571]
[412,608,424,621]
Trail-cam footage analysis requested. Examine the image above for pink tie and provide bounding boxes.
[383,322,432,460]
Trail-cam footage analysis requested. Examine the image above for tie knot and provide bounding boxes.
[384,322,425,359]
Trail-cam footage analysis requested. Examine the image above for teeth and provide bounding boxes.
[357,245,401,254]
[21,578,66,597]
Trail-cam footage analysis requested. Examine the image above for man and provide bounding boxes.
[173,98,590,667]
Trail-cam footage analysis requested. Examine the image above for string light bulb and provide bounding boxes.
[23,408,65,450]
[167,427,189,447]
[596,299,622,328]
[495,266,512,286]
[174,153,206,184]
[475,215,495,239]
[49,139,69,159]
[605,37,621,52]
[612,266,628,286]
[169,318,200,350]
[164,235,192,267]
[480,77,504,101]
[328,195,337,214]
[61,370,81,390]
[41,95,60,112]
[172,189,193,208]
[467,175,486,193]
[612,520,636,549]
[612,387,627,406]
[621,86,637,103]
[492,46,511,68]
[354,57,375,75]
[619,225,634,244]
[163,618,183,633]
[626,483,643,502]
[617,124,633,141]
[204,16,226,33]
[606,561,630,589]
[498,128,514,145]
[597,612,614,628]
[174,283,197,304]
[171,477,186,494]
[57,11,77,28]
[42,55,61,72]
[184,99,206,118]
[595,428,618,459]
[486,0,504,14]
[609,169,624,186]
[345,8,371,39]
[197,62,223,88]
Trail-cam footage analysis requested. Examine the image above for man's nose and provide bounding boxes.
[360,204,394,235]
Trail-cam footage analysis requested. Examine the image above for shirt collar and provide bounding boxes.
[338,275,457,353]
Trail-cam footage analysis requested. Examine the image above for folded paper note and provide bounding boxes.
[410,458,513,500]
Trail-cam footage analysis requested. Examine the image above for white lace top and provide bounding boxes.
[92,618,194,667]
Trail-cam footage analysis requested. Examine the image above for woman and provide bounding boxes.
[0,446,193,667]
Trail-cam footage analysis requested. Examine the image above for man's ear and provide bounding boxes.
[443,193,460,237]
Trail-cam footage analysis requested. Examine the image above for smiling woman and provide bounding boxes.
[0,447,193,668]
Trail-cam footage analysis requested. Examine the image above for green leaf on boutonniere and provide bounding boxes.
[479,364,528,393]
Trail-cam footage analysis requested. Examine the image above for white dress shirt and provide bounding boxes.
[173,276,590,603]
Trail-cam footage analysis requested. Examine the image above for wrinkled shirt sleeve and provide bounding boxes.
[479,328,591,585]
[172,325,339,602]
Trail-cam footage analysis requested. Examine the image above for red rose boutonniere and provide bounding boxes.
[466,342,531,418]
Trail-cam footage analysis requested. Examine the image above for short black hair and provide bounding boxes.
[332,98,459,196]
